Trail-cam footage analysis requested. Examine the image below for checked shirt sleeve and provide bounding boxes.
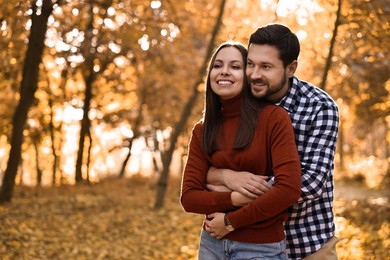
[298,104,339,202]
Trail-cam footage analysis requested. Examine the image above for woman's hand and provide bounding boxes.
[203,213,230,239]
[207,167,272,199]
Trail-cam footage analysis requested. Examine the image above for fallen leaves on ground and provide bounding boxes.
[0,176,202,260]
[0,176,388,259]
[334,185,390,260]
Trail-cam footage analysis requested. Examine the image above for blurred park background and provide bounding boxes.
[0,0,389,259]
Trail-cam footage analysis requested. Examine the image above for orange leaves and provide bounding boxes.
[0,177,388,259]
[0,177,203,259]
[334,184,390,259]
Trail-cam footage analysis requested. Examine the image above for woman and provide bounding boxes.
[180,41,301,259]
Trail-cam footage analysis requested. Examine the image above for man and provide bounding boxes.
[207,24,339,259]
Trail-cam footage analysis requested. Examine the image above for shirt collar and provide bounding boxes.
[275,76,299,113]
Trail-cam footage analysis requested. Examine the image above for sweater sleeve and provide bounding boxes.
[228,107,301,229]
[180,122,235,214]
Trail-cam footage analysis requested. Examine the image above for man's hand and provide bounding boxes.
[204,213,230,239]
[207,167,272,199]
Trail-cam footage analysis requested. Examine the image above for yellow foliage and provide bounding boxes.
[0,177,388,259]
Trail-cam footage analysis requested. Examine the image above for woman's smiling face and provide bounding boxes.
[210,46,245,100]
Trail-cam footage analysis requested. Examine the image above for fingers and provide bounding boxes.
[207,213,215,220]
[205,227,223,240]
[204,222,222,239]
[250,176,273,190]
[238,178,273,199]
[240,183,265,197]
[239,187,258,199]
[251,175,272,187]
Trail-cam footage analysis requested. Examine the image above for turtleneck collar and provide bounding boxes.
[220,92,242,116]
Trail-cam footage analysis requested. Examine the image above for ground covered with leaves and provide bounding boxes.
[0,176,388,259]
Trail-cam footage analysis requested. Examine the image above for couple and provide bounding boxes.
[180,23,339,260]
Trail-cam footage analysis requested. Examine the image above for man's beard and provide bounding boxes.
[249,76,287,100]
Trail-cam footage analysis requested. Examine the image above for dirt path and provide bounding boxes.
[335,182,389,204]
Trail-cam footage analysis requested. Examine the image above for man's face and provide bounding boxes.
[246,44,296,102]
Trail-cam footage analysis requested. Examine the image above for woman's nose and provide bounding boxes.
[221,66,230,75]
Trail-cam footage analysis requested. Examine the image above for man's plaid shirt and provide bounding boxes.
[276,76,339,259]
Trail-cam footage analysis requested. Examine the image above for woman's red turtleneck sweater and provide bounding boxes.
[181,94,301,243]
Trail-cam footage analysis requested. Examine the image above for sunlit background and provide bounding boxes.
[0,0,388,258]
[0,0,387,187]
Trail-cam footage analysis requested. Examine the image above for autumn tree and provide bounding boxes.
[153,0,227,208]
[333,0,389,160]
[0,0,387,203]
[0,2,32,141]
[0,0,60,203]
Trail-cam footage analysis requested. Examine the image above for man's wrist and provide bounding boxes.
[224,213,234,232]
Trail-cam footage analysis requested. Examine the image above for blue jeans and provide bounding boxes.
[198,230,288,260]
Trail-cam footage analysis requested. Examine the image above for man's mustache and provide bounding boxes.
[249,79,267,85]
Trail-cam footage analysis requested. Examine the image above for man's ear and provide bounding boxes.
[287,60,298,77]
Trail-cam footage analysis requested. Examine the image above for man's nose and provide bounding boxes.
[250,67,262,79]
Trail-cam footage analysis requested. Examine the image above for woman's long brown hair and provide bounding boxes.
[201,41,265,155]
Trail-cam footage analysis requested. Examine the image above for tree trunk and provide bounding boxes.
[75,3,112,183]
[48,94,59,186]
[0,0,54,203]
[75,4,95,183]
[154,0,227,209]
[75,62,94,183]
[144,131,161,176]
[33,140,43,186]
[320,0,342,91]
[119,139,134,178]
[54,68,69,185]
[118,88,145,178]
[86,129,92,183]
